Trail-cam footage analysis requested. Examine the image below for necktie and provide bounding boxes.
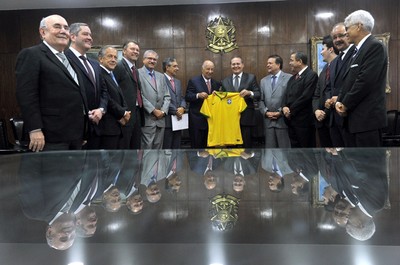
[131,66,143,107]
[110,71,118,86]
[234,75,239,91]
[349,47,358,64]
[149,71,157,88]
[57,52,79,85]
[79,55,96,85]
[271,75,277,91]
[295,74,300,80]
[206,79,211,94]
[272,157,282,177]
[170,78,176,93]
[325,64,330,82]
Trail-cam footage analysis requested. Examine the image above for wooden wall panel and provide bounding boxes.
[100,7,138,46]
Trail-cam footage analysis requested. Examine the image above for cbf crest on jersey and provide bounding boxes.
[206,16,239,54]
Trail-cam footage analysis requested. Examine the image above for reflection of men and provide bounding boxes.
[283,52,318,147]
[312,35,338,147]
[138,50,171,149]
[259,55,292,148]
[65,23,108,149]
[113,41,143,149]
[335,10,387,147]
[162,58,186,149]
[98,46,130,149]
[185,60,221,148]
[261,149,293,192]
[16,15,87,152]
[76,206,98,238]
[221,56,260,147]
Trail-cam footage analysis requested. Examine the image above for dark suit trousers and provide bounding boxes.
[354,129,382,147]
[317,126,332,147]
[119,106,142,149]
[190,128,208,149]
[43,140,83,151]
[288,126,315,148]
[241,125,253,148]
[163,128,182,149]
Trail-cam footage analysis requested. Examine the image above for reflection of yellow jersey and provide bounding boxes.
[206,148,245,158]
[200,92,247,147]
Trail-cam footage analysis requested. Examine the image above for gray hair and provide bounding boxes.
[344,10,375,32]
[143,50,158,59]
[69,22,88,35]
[162,57,176,72]
[98,45,116,58]
[346,218,376,241]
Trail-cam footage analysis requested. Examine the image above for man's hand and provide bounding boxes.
[315,109,326,122]
[119,111,131,125]
[152,109,165,119]
[335,102,347,117]
[88,108,103,124]
[282,107,291,119]
[239,89,251,98]
[266,111,281,120]
[197,92,209,99]
[29,130,45,152]
[176,107,185,120]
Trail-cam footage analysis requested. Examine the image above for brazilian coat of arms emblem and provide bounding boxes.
[206,16,239,54]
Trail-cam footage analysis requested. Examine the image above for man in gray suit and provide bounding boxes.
[162,57,186,149]
[138,50,171,149]
[259,55,292,148]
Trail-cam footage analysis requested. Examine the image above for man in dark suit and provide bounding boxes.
[282,52,318,147]
[221,56,260,148]
[98,46,131,149]
[15,14,88,151]
[185,60,221,148]
[312,35,338,147]
[162,57,186,149]
[259,54,292,148]
[138,50,171,149]
[336,10,388,147]
[65,22,109,149]
[325,23,357,147]
[113,40,143,149]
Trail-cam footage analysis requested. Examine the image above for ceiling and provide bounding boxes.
[0,0,282,11]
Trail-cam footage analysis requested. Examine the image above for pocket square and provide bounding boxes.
[350,64,358,68]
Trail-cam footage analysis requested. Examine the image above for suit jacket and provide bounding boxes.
[338,35,387,133]
[15,43,88,143]
[330,45,356,128]
[185,75,221,130]
[259,72,292,129]
[138,66,171,128]
[221,72,260,126]
[312,64,332,128]
[98,68,127,136]
[333,149,388,216]
[113,59,142,127]
[283,67,318,128]
[65,49,108,137]
[164,75,187,128]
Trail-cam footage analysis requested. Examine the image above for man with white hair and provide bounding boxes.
[335,10,388,147]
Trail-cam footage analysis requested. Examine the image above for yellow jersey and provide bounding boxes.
[200,92,247,147]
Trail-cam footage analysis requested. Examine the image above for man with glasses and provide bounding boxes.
[325,22,357,147]
[16,14,87,151]
[335,10,388,147]
[138,50,171,149]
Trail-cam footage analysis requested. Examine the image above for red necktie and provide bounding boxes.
[170,78,176,93]
[131,66,143,107]
[206,79,211,94]
[325,64,330,82]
